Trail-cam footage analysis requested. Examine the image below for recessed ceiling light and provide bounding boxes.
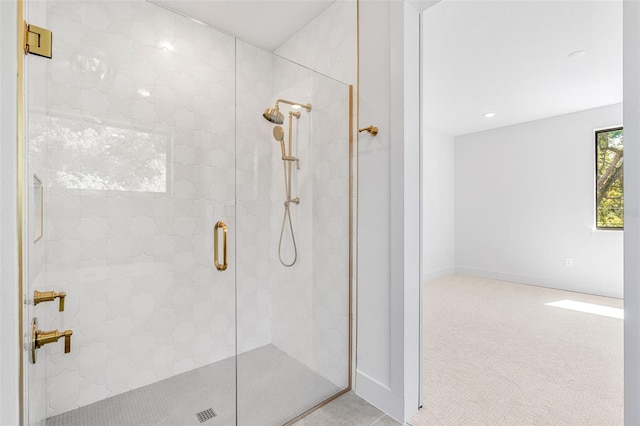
[483,112,496,118]
[568,50,587,59]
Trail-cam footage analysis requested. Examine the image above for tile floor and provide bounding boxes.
[48,345,340,426]
[294,392,401,426]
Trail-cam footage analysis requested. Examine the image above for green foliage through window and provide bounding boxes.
[596,127,623,229]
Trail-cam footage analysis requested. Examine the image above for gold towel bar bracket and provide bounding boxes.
[358,125,378,136]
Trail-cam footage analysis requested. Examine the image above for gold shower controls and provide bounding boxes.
[34,290,66,312]
[31,318,73,364]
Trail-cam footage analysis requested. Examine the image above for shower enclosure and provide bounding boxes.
[21,1,352,424]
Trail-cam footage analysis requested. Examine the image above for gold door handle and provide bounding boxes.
[31,318,73,364]
[34,290,66,312]
[214,221,228,271]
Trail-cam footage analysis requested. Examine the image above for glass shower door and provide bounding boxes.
[235,40,352,424]
[23,1,238,424]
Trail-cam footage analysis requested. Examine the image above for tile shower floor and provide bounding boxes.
[47,345,340,426]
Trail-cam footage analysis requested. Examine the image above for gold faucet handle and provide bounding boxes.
[58,292,66,312]
[35,328,73,353]
[34,290,66,312]
[63,329,72,353]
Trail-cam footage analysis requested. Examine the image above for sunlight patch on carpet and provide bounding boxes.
[545,300,623,319]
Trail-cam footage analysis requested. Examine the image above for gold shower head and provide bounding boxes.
[263,106,284,124]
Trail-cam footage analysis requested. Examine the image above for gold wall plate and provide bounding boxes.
[31,318,37,364]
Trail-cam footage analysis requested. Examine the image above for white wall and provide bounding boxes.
[422,127,455,281]
[357,1,421,422]
[455,104,623,298]
[357,0,392,396]
[0,1,20,424]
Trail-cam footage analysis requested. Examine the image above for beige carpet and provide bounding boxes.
[410,274,623,426]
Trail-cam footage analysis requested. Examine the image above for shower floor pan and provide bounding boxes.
[47,344,339,426]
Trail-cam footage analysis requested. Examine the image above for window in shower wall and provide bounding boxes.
[30,114,170,192]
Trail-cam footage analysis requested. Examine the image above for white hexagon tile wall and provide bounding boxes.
[41,1,238,416]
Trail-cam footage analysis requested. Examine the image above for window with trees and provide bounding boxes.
[596,127,623,229]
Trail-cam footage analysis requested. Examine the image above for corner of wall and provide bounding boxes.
[421,126,455,283]
[274,0,357,85]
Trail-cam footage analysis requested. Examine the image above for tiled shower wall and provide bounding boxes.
[268,59,314,373]
[310,82,350,388]
[39,2,239,416]
[275,0,357,85]
[272,0,354,388]
[267,58,350,389]
[235,41,274,354]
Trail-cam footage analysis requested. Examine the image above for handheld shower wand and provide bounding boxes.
[273,126,286,158]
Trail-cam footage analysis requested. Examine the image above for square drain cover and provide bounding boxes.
[196,408,216,423]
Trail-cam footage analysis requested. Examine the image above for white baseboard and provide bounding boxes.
[455,267,623,299]
[355,370,404,423]
[422,266,455,283]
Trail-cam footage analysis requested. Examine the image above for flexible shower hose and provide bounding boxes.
[278,202,298,267]
[278,111,299,267]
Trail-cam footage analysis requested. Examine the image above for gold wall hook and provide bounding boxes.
[358,125,378,136]
[34,290,66,312]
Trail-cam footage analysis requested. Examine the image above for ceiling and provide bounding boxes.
[151,0,335,51]
[422,1,623,136]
